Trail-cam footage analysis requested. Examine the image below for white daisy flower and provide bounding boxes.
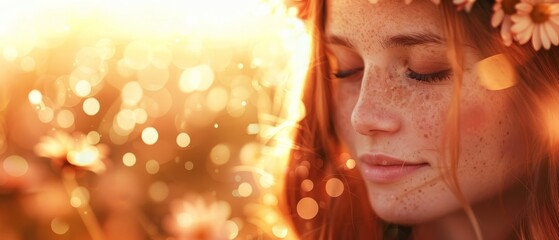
[492,0,520,46]
[511,1,559,50]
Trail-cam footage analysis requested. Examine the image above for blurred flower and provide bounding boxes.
[34,131,108,174]
[511,1,559,50]
[166,196,233,240]
[453,0,476,12]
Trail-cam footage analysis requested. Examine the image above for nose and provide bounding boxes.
[350,80,401,136]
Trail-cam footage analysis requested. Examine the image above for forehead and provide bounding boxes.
[325,0,444,49]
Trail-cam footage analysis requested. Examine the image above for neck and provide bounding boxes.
[411,186,526,240]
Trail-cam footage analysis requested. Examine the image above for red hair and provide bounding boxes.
[282,0,559,239]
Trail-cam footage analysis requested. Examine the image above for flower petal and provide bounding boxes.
[549,3,559,14]
[511,16,532,33]
[532,26,542,50]
[517,24,534,44]
[493,2,502,12]
[544,22,559,45]
[550,15,559,25]
[501,17,514,46]
[515,2,534,14]
[540,26,551,49]
[465,2,475,12]
[492,9,505,27]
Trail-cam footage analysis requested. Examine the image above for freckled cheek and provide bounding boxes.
[460,104,487,133]
[409,103,447,142]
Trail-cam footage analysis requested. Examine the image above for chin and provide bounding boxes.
[367,187,461,226]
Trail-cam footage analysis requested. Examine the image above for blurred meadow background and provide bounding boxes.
[0,0,311,239]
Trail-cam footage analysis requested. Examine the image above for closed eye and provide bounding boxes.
[333,67,364,79]
[406,69,452,83]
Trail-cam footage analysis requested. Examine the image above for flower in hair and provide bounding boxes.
[511,1,559,50]
[367,0,559,51]
[491,0,518,46]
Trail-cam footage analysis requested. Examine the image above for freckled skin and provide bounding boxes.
[327,0,525,226]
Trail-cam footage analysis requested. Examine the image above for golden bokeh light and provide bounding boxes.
[176,132,191,148]
[141,127,159,145]
[210,144,231,165]
[28,89,43,105]
[3,155,29,177]
[38,107,54,123]
[206,87,229,112]
[86,131,101,145]
[179,64,215,93]
[70,187,90,208]
[296,197,319,220]
[56,109,75,128]
[476,54,517,90]
[272,224,289,238]
[51,218,70,235]
[83,98,100,116]
[122,152,137,167]
[301,179,313,192]
[121,81,144,107]
[75,80,92,97]
[145,160,160,175]
[325,178,344,198]
[116,109,136,132]
[184,161,194,170]
[0,0,310,238]
[346,159,356,169]
[225,220,240,240]
[238,182,253,197]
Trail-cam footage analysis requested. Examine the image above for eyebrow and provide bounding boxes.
[325,32,444,49]
[383,32,444,48]
[325,35,355,48]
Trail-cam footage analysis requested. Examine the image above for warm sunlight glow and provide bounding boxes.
[4,0,311,239]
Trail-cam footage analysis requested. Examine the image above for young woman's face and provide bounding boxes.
[327,0,526,224]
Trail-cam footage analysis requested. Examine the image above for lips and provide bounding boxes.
[358,153,429,183]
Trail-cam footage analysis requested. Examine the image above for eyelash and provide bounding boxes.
[406,69,452,83]
[333,68,363,79]
[333,68,452,83]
